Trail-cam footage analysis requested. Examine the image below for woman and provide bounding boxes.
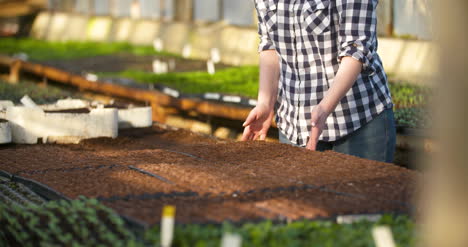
[242,0,396,163]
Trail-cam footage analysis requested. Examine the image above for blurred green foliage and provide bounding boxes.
[0,79,80,104]
[116,66,261,98]
[145,215,417,247]
[0,38,177,61]
[0,197,137,247]
[0,195,416,247]
[388,83,430,109]
[394,107,431,129]
[112,68,430,107]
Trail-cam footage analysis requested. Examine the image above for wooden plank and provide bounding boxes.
[0,1,44,17]
[0,55,16,66]
[8,60,21,84]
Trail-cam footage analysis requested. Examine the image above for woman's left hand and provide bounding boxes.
[306,104,331,151]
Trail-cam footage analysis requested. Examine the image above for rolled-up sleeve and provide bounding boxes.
[255,2,276,52]
[336,0,378,75]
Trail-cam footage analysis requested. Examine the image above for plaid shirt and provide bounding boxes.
[255,0,393,145]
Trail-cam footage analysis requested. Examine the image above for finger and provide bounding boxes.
[241,126,253,141]
[253,132,261,141]
[242,110,257,127]
[306,127,321,151]
[258,126,270,140]
[310,110,320,127]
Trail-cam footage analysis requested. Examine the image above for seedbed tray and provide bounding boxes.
[0,125,419,224]
[20,166,186,199]
[104,187,410,225]
[0,145,129,174]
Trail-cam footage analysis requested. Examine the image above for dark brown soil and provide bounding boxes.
[0,119,7,123]
[22,166,185,198]
[44,108,91,114]
[38,53,232,75]
[0,125,419,224]
[105,188,409,225]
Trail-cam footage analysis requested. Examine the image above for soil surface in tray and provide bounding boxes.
[0,125,420,224]
[38,53,232,74]
[104,188,409,225]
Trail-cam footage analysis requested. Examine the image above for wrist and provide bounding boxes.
[318,100,335,115]
[257,97,276,111]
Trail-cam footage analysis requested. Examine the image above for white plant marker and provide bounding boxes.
[182,44,192,58]
[207,60,216,75]
[211,48,221,63]
[372,226,396,247]
[153,60,169,74]
[222,96,242,103]
[153,38,164,52]
[161,205,176,247]
[85,73,98,82]
[13,52,28,61]
[161,62,168,73]
[204,93,221,100]
[248,99,258,106]
[20,95,39,109]
[168,59,176,71]
[153,60,161,73]
[337,214,382,224]
[163,88,180,98]
[221,233,242,247]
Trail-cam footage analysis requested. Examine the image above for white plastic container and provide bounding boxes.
[118,106,152,129]
[0,120,12,144]
[6,107,118,144]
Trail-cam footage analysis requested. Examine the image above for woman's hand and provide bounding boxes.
[306,57,363,150]
[241,103,275,141]
[306,104,331,150]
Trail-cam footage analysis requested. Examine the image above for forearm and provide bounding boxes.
[320,57,362,113]
[257,50,280,110]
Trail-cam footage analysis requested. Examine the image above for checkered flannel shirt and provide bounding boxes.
[255,0,393,145]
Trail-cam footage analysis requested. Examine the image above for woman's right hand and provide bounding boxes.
[241,103,274,141]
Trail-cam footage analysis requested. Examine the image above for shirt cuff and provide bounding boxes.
[338,44,375,75]
[258,37,276,52]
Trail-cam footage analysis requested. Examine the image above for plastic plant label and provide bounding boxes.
[153,60,168,74]
[248,99,258,106]
[337,214,382,224]
[161,62,168,73]
[20,95,39,109]
[207,60,216,75]
[163,88,180,98]
[211,48,221,63]
[182,44,192,58]
[85,73,98,82]
[153,38,164,52]
[372,226,396,247]
[222,96,242,103]
[152,60,160,74]
[221,233,242,247]
[161,205,176,247]
[204,93,221,100]
[169,59,176,70]
[13,52,28,61]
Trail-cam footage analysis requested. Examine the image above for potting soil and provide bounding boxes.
[0,125,419,224]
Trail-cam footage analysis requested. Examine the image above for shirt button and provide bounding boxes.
[352,43,359,48]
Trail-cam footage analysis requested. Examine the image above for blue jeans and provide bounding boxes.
[279,108,397,163]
